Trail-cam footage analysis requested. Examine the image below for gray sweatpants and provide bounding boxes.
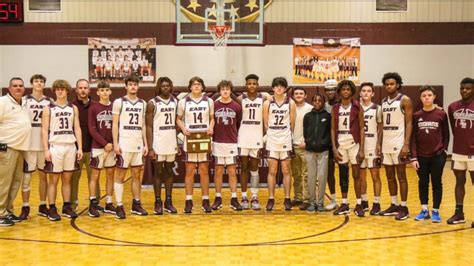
[305,150,329,205]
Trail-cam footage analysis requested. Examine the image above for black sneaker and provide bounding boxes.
[284,198,292,211]
[291,199,303,207]
[361,201,369,211]
[131,201,148,216]
[447,210,465,225]
[115,205,126,219]
[211,197,223,210]
[354,204,365,217]
[379,204,399,216]
[104,203,116,214]
[88,200,100,218]
[6,213,21,223]
[62,205,78,219]
[48,206,61,221]
[299,202,311,211]
[370,203,381,215]
[333,203,350,215]
[230,198,243,211]
[395,206,409,220]
[184,200,193,214]
[202,199,213,213]
[154,200,163,215]
[19,206,30,220]
[266,198,275,211]
[38,204,49,217]
[0,217,14,227]
[164,199,178,214]
[96,204,105,213]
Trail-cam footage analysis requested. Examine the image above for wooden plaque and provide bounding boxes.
[186,132,211,153]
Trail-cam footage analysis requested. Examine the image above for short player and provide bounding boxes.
[359,82,383,215]
[379,72,413,220]
[331,80,365,217]
[176,76,215,214]
[237,74,268,210]
[41,80,83,221]
[447,77,474,226]
[146,77,179,215]
[211,80,243,211]
[411,86,449,223]
[112,76,148,219]
[20,74,52,220]
[263,77,296,211]
[87,81,116,217]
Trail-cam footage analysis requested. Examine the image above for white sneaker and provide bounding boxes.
[325,200,338,211]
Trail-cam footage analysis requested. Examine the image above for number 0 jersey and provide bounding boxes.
[238,93,264,149]
[23,95,53,151]
[112,97,146,152]
[266,97,292,151]
[382,93,405,153]
[48,102,76,145]
[150,96,178,155]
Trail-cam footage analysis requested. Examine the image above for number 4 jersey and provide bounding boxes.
[23,95,53,151]
[112,96,146,152]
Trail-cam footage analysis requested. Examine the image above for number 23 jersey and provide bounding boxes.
[112,97,146,152]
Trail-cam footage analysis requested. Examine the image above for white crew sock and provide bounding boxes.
[114,182,124,206]
[391,196,398,205]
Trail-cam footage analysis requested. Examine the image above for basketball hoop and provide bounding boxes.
[209,25,231,49]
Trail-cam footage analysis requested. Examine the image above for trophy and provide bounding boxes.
[186,132,211,153]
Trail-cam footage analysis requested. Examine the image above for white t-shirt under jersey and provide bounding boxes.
[293,102,313,145]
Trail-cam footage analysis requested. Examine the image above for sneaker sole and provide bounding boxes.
[164,208,178,214]
[396,215,409,220]
[131,210,148,216]
[230,206,243,211]
[211,205,223,211]
[0,223,14,227]
[154,211,164,215]
[334,211,350,215]
[38,212,48,217]
[201,208,213,213]
[87,212,100,218]
[48,216,61,221]
[306,209,316,213]
[61,214,78,219]
[370,211,380,215]
[103,210,116,214]
[432,220,441,223]
[252,206,261,210]
[447,220,466,224]
[414,216,430,221]
[381,212,398,216]
[114,215,126,219]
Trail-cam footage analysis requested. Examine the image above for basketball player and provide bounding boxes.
[237,74,268,210]
[20,74,52,220]
[379,72,413,220]
[211,80,243,211]
[112,76,148,219]
[176,77,215,213]
[331,80,365,217]
[411,86,449,223]
[263,77,296,211]
[291,87,313,208]
[447,77,473,226]
[87,81,116,217]
[359,82,383,215]
[146,77,178,215]
[324,79,338,211]
[42,80,83,221]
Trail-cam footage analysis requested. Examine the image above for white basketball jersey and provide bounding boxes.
[151,96,178,155]
[23,95,52,151]
[48,103,76,144]
[382,93,405,153]
[266,97,292,151]
[337,104,355,149]
[238,93,264,148]
[363,103,381,157]
[183,96,211,133]
[116,97,146,152]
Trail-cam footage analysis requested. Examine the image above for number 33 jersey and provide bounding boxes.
[48,102,76,145]
[266,97,292,151]
[112,97,146,152]
[23,95,53,151]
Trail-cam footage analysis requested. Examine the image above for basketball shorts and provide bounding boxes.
[156,154,176,163]
[212,143,238,165]
[360,157,382,169]
[238,148,262,159]
[44,143,78,173]
[382,152,410,166]
[452,153,474,171]
[264,150,295,161]
[90,148,116,169]
[183,152,210,163]
[337,143,360,165]
[23,150,45,173]
[116,151,143,168]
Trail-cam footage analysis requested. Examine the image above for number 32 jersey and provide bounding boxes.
[112,97,146,152]
[266,97,292,151]
[23,95,53,151]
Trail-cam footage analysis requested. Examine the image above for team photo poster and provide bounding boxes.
[88,38,156,85]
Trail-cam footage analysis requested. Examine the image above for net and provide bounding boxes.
[209,25,232,49]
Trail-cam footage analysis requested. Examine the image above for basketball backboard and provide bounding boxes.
[175,0,270,45]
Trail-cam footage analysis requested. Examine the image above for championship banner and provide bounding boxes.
[293,38,361,84]
[88,38,156,84]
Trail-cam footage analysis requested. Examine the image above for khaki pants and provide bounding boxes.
[71,152,95,207]
[0,148,24,217]
[291,147,309,202]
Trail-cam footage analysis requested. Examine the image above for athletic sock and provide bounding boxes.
[106,196,113,204]
[39,201,47,205]
[391,196,398,205]
[22,203,29,207]
[250,171,259,194]
[241,191,248,198]
[342,198,348,204]
[331,193,337,201]
[202,195,209,200]
[231,192,237,198]
[89,196,96,201]
[356,198,361,205]
[361,194,368,201]
[374,196,380,203]
[186,195,193,201]
[422,204,428,210]
[400,201,407,207]
[215,193,222,198]
[114,182,124,206]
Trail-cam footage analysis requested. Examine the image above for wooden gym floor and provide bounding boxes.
[1,165,473,265]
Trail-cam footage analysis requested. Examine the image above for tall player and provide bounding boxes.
[447,77,473,226]
[237,74,268,210]
[359,82,383,215]
[20,74,52,220]
[176,77,215,214]
[42,80,83,221]
[379,72,413,220]
[87,81,115,217]
[146,77,178,215]
[112,76,148,219]
[331,80,365,217]
[211,80,243,211]
[263,77,296,211]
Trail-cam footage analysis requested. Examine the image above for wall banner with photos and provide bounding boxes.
[88,38,156,85]
[293,38,361,84]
